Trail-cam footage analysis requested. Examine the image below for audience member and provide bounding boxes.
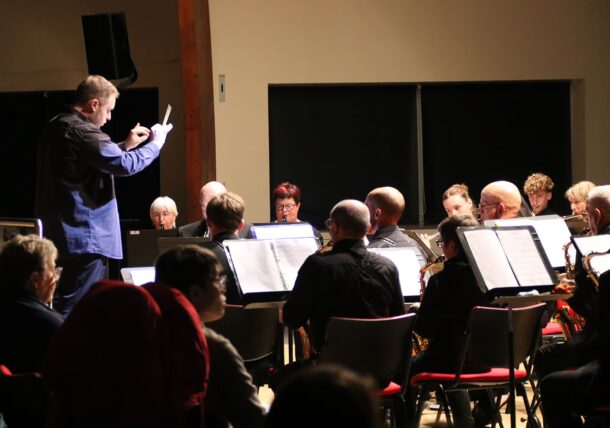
[442,183,476,218]
[149,196,178,230]
[205,192,246,304]
[565,180,596,216]
[523,173,555,216]
[154,245,266,428]
[0,234,63,373]
[265,364,381,428]
[365,186,427,265]
[535,185,610,382]
[479,180,523,221]
[180,181,251,238]
[283,199,405,351]
[35,75,173,315]
[409,215,487,427]
[42,280,208,428]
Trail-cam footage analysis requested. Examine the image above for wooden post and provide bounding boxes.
[178,0,216,222]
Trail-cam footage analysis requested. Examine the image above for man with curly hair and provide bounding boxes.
[523,172,555,216]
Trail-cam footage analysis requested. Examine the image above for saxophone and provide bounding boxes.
[582,251,610,289]
[419,255,445,300]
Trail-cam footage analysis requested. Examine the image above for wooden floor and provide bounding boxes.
[259,382,543,427]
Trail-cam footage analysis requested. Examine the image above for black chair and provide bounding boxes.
[206,304,281,386]
[318,313,417,428]
[411,303,547,428]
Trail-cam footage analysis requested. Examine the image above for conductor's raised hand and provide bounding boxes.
[150,123,174,150]
[123,123,151,150]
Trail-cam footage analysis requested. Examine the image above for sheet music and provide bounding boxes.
[572,235,610,256]
[225,240,287,292]
[488,216,571,268]
[463,229,519,289]
[368,247,422,297]
[121,267,155,286]
[589,253,610,277]
[496,229,554,286]
[271,238,319,289]
[251,223,315,239]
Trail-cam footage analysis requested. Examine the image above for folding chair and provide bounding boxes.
[317,313,417,428]
[411,303,547,428]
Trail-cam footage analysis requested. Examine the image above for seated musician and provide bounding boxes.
[364,186,426,265]
[149,196,179,230]
[205,191,246,304]
[565,180,596,216]
[535,185,610,382]
[442,183,477,218]
[409,214,487,427]
[272,181,322,242]
[523,172,555,216]
[283,199,405,353]
[479,180,524,221]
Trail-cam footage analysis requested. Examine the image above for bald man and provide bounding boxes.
[365,186,427,264]
[179,181,251,238]
[283,199,405,350]
[479,180,524,221]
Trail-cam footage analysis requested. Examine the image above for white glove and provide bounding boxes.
[149,123,173,150]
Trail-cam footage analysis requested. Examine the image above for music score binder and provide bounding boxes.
[458,225,557,297]
[367,246,424,302]
[483,214,572,270]
[223,237,320,304]
[571,234,610,278]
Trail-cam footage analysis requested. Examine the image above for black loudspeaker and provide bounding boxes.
[82,13,136,81]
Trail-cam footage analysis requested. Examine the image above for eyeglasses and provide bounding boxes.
[479,202,500,211]
[275,203,296,211]
[324,218,332,229]
[214,274,227,293]
[435,239,444,249]
[53,266,63,282]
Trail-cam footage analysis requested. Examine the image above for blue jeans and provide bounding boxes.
[54,254,107,315]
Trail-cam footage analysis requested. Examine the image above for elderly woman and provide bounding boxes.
[150,196,178,230]
[0,234,63,373]
[272,181,322,243]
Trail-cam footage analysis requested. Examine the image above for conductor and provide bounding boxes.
[35,75,173,315]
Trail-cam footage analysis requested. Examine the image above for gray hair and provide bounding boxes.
[330,199,370,238]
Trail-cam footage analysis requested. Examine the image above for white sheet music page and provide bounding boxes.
[572,235,610,256]
[224,240,287,293]
[463,229,518,289]
[496,228,554,286]
[368,247,422,297]
[271,238,319,290]
[589,253,610,277]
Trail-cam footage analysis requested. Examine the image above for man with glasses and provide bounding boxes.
[0,234,64,374]
[479,180,523,221]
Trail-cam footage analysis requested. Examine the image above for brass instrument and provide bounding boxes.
[418,255,445,300]
[562,241,576,280]
[582,251,610,288]
[316,240,333,254]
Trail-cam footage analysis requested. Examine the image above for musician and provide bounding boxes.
[565,180,596,216]
[535,185,610,381]
[205,192,246,304]
[272,181,322,242]
[283,199,405,351]
[523,172,555,216]
[179,181,251,238]
[479,180,523,221]
[442,183,476,218]
[149,196,178,230]
[365,186,426,265]
[409,215,487,427]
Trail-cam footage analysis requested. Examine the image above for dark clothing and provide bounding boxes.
[180,220,253,239]
[206,231,242,304]
[283,239,405,350]
[204,327,265,428]
[0,294,64,373]
[536,207,556,216]
[35,107,160,260]
[53,253,107,315]
[414,256,488,373]
[367,225,427,266]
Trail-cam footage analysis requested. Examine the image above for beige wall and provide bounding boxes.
[1,1,609,225]
[209,0,610,222]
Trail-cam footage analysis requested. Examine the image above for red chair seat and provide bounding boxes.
[542,322,563,336]
[375,381,402,396]
[411,367,528,385]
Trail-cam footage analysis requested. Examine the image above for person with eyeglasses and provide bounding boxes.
[272,181,322,243]
[154,245,266,428]
[0,234,64,374]
[478,180,524,221]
